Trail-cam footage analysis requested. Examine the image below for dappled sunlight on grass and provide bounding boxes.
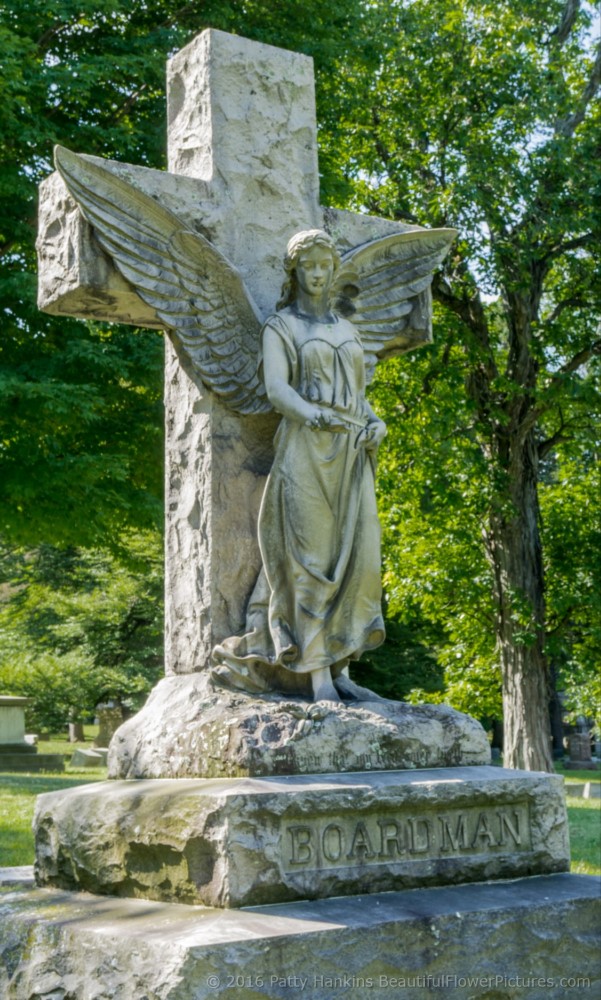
[0,769,106,867]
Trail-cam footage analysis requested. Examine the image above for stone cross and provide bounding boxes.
[37,29,412,677]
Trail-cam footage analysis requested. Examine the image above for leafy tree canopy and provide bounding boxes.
[0,532,163,731]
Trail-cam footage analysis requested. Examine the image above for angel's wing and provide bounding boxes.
[54,146,270,415]
[332,228,457,379]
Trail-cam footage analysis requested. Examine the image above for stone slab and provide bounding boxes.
[0,753,64,772]
[70,748,107,768]
[108,673,491,778]
[0,868,33,886]
[33,766,569,908]
[1,874,599,999]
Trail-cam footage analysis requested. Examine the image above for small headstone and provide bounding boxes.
[564,731,599,769]
[0,695,29,745]
[70,748,107,768]
[568,732,592,762]
[68,722,85,743]
[583,781,600,799]
[93,705,123,747]
[564,782,584,797]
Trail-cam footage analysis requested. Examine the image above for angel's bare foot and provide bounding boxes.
[333,674,386,702]
[311,666,341,703]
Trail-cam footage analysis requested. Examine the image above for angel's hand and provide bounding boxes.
[358,420,387,451]
[304,405,350,433]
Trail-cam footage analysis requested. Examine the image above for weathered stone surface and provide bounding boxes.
[0,867,33,886]
[36,164,215,325]
[94,705,123,747]
[0,696,29,744]
[34,766,568,908]
[1,874,599,999]
[107,673,490,779]
[70,748,107,768]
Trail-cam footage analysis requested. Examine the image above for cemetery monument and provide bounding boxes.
[0,28,598,999]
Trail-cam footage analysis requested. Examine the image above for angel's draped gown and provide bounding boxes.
[213,306,385,691]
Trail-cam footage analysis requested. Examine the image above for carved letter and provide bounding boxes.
[471,812,497,848]
[408,818,431,854]
[347,821,376,860]
[377,819,405,858]
[288,825,314,865]
[497,810,522,846]
[322,824,344,863]
[438,813,468,852]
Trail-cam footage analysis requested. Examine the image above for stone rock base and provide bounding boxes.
[33,766,569,907]
[107,673,490,778]
[1,873,599,999]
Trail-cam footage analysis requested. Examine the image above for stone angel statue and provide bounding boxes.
[54,147,456,703]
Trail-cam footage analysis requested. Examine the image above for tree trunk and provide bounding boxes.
[484,426,554,772]
[548,661,566,758]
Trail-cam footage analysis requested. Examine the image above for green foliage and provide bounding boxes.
[323,1,601,757]
[541,453,601,729]
[354,617,445,703]
[0,534,163,730]
[363,323,502,720]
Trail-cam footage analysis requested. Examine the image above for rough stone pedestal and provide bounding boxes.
[107,674,491,778]
[1,871,599,1000]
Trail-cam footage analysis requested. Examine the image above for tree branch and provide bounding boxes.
[36,21,74,51]
[539,407,567,458]
[555,38,601,137]
[542,232,595,263]
[518,334,601,438]
[545,295,588,324]
[556,334,601,376]
[111,84,150,123]
[549,0,581,45]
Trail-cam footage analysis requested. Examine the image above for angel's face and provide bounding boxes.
[295,246,335,298]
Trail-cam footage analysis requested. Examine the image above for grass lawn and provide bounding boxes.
[1,750,599,874]
[0,725,107,867]
[567,797,601,875]
[0,770,106,867]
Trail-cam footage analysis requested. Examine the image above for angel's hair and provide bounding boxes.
[276,229,341,310]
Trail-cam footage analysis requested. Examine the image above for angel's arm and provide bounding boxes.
[365,400,386,431]
[262,326,316,425]
[359,400,387,452]
[262,326,350,430]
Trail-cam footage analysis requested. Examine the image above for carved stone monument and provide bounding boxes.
[1,29,599,1000]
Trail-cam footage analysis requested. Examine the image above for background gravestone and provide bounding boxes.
[0,695,64,772]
